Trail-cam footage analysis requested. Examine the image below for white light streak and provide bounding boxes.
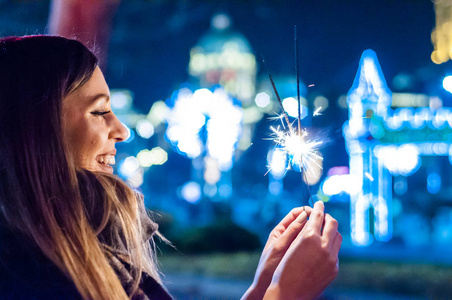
[313,106,323,116]
[365,172,374,181]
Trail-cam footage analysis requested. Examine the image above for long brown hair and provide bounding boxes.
[0,36,161,299]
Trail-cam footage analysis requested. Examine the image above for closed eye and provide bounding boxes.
[91,110,111,116]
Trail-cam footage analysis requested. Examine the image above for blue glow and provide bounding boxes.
[347,49,392,119]
[374,197,391,242]
[119,156,140,179]
[432,109,447,129]
[218,184,233,199]
[344,49,393,247]
[394,176,407,196]
[181,181,202,203]
[203,183,218,198]
[268,180,283,196]
[385,117,402,130]
[352,194,373,246]
[427,172,441,194]
[122,124,135,143]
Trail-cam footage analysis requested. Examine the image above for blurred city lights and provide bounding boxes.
[429,96,443,110]
[313,95,329,113]
[255,92,271,108]
[218,183,233,199]
[337,95,348,109]
[136,119,155,139]
[443,75,452,93]
[128,169,144,188]
[204,156,221,184]
[268,180,283,196]
[282,97,308,119]
[427,172,441,194]
[345,49,393,246]
[211,13,231,30]
[267,148,287,180]
[322,174,361,196]
[242,106,263,124]
[181,181,202,204]
[137,147,168,168]
[376,144,420,176]
[166,86,243,171]
[188,21,257,102]
[111,89,133,111]
[147,100,169,126]
[431,0,452,64]
[119,156,140,179]
[394,176,407,196]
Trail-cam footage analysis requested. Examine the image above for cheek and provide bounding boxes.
[79,126,106,160]
[64,119,105,167]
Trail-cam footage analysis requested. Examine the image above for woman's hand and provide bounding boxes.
[241,205,313,300]
[264,201,342,300]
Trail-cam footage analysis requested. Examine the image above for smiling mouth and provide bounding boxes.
[96,155,115,166]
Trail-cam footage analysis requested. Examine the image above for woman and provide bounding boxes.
[0,35,341,299]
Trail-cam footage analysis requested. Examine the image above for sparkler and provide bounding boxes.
[264,26,323,207]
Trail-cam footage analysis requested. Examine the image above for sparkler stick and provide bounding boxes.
[295,25,302,136]
[262,27,322,208]
[261,54,292,129]
[294,25,314,207]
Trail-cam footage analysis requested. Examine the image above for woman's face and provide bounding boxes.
[62,67,128,173]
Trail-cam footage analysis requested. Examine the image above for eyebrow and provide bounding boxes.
[90,93,110,104]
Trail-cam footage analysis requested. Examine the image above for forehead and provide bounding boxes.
[64,66,110,108]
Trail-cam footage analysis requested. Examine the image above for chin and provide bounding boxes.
[97,164,114,174]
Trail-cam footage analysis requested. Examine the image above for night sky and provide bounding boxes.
[0,0,445,183]
[103,0,438,112]
[0,0,440,111]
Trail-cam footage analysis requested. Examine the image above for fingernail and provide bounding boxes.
[314,200,324,209]
[296,211,307,223]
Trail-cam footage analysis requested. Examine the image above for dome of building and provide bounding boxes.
[189,13,257,103]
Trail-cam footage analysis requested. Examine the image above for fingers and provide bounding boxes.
[332,232,342,254]
[322,213,339,242]
[264,206,313,252]
[277,206,313,231]
[305,201,325,233]
[274,210,309,250]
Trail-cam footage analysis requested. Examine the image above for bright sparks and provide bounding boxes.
[269,125,323,175]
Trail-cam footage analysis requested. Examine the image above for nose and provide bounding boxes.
[109,113,129,142]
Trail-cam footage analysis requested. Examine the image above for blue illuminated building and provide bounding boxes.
[341,49,452,247]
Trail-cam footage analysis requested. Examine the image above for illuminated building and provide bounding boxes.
[342,49,452,246]
[188,13,256,104]
[165,86,243,202]
[166,13,258,204]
